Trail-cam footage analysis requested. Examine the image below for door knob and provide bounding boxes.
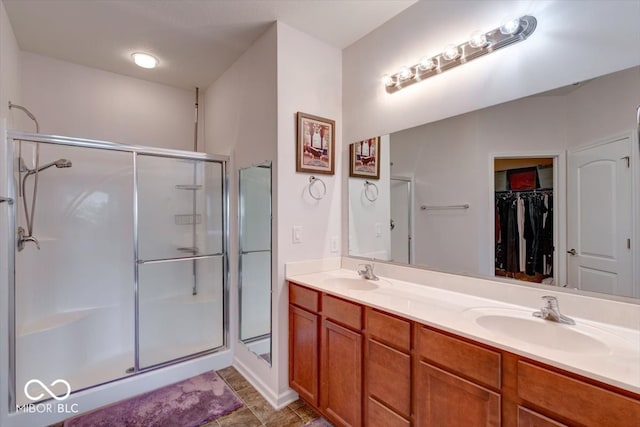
[567,248,577,256]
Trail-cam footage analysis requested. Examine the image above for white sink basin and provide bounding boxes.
[466,307,611,354]
[322,277,379,291]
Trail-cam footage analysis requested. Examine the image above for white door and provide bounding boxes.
[390,178,411,264]
[567,136,634,297]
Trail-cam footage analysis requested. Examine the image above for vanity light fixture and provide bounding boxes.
[384,15,537,93]
[132,52,159,69]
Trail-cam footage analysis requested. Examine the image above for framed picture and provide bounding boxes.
[349,137,380,179]
[296,112,335,175]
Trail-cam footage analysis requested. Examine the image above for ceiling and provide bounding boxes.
[4,0,417,90]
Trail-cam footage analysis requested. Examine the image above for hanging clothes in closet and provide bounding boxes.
[495,191,553,283]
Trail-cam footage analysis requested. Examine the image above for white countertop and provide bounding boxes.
[287,268,640,395]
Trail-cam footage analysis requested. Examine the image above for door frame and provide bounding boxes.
[390,175,414,264]
[567,131,639,297]
[488,151,566,287]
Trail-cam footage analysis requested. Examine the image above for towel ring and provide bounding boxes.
[308,176,327,200]
[364,180,379,202]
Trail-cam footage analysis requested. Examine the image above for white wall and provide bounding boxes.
[342,0,640,142]
[0,0,21,125]
[348,134,390,259]
[387,66,639,280]
[275,21,342,402]
[204,23,278,402]
[566,66,640,147]
[20,52,198,150]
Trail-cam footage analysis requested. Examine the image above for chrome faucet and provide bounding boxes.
[357,263,379,281]
[533,296,575,325]
[17,226,40,251]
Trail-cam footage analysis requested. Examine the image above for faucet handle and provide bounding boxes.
[541,295,558,308]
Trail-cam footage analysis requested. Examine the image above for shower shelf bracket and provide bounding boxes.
[175,184,202,190]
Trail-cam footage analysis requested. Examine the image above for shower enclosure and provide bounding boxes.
[1,131,228,410]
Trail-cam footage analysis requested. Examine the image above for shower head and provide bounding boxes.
[53,158,72,168]
[26,158,73,175]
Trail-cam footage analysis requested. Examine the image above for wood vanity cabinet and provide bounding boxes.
[288,281,640,427]
[365,308,411,427]
[289,282,364,427]
[320,294,363,427]
[515,360,640,427]
[289,283,320,405]
[414,325,501,427]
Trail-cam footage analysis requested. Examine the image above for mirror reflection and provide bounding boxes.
[349,65,639,299]
[239,162,272,364]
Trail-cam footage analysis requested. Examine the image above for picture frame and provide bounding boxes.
[349,137,380,179]
[296,112,335,175]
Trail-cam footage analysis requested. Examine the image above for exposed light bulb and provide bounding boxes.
[417,56,435,71]
[469,31,488,48]
[500,17,521,35]
[442,44,460,61]
[132,52,159,69]
[398,66,414,81]
[382,74,396,87]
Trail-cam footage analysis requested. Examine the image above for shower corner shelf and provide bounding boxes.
[175,184,202,190]
[177,247,199,253]
[175,214,202,225]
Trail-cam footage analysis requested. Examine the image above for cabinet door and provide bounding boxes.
[415,361,500,427]
[289,305,319,405]
[321,319,362,427]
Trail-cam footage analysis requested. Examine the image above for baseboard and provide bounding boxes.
[232,358,298,410]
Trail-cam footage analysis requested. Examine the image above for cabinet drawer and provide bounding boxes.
[289,282,320,312]
[517,361,640,427]
[415,325,501,389]
[367,397,410,427]
[322,294,362,330]
[517,406,567,427]
[366,308,410,352]
[367,339,411,418]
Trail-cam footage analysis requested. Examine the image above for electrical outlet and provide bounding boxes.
[292,226,303,244]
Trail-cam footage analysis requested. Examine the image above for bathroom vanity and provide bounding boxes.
[287,267,640,427]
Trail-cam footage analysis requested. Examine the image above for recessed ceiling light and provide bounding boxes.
[132,52,158,69]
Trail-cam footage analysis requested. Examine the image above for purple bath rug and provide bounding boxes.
[63,371,243,427]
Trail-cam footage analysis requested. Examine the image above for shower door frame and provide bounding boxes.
[3,131,230,412]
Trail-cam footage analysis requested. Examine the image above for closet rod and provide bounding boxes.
[495,188,553,195]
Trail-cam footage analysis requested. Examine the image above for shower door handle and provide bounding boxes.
[0,197,13,205]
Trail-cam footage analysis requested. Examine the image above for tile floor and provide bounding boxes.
[210,366,324,427]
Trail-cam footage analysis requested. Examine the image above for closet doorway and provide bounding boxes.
[493,155,562,286]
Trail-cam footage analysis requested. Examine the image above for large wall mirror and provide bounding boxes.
[348,65,639,300]
[239,162,272,364]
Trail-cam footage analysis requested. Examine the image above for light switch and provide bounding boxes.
[293,226,303,244]
[330,236,338,253]
[375,222,382,237]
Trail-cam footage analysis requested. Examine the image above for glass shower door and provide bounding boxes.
[12,141,135,406]
[136,155,225,369]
